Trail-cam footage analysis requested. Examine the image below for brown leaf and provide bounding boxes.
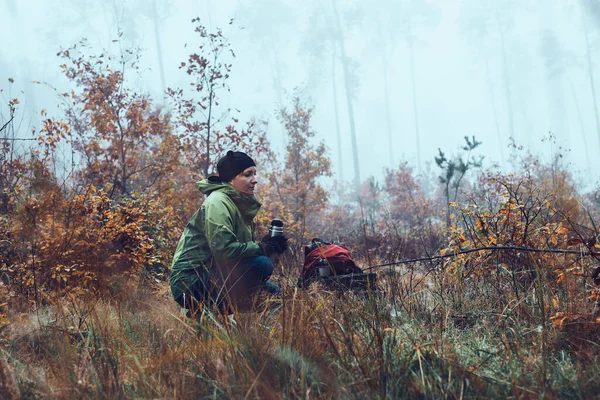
[566,238,584,246]
[592,267,600,286]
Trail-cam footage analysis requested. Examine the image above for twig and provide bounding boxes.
[0,116,14,133]
[365,245,598,271]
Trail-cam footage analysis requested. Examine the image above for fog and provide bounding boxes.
[2,0,600,189]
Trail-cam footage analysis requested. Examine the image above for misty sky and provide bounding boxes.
[2,0,600,189]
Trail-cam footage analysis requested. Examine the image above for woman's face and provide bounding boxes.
[230,166,258,196]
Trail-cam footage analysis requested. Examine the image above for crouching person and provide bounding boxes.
[170,151,288,317]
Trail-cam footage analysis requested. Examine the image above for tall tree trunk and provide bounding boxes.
[267,31,287,149]
[120,132,127,195]
[581,2,600,153]
[332,0,360,187]
[383,47,394,167]
[567,76,592,173]
[407,21,421,171]
[499,26,516,144]
[8,2,39,130]
[550,81,569,163]
[484,56,505,168]
[152,0,167,95]
[331,48,344,183]
[5,0,16,14]
[547,77,567,145]
[205,87,213,178]
[268,31,284,109]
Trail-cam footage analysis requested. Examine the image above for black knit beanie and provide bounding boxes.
[216,150,256,182]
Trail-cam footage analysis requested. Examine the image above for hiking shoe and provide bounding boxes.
[263,281,281,295]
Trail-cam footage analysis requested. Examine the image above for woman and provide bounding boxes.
[170,150,287,315]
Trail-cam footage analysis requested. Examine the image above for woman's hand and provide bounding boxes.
[259,235,289,256]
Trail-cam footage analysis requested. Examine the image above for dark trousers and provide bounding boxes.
[176,256,279,315]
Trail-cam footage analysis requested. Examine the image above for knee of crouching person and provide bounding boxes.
[254,255,274,276]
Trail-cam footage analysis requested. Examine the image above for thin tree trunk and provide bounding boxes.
[332,48,344,183]
[267,31,287,149]
[383,48,394,167]
[567,76,591,173]
[6,0,16,14]
[581,2,600,153]
[332,0,360,187]
[205,87,213,178]
[121,136,127,194]
[203,47,219,178]
[376,15,394,166]
[499,26,516,143]
[551,76,567,143]
[268,32,284,109]
[407,21,421,171]
[485,56,505,168]
[10,3,39,130]
[152,0,167,95]
[538,0,567,147]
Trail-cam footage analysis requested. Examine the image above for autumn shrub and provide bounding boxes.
[5,187,157,301]
[380,163,445,260]
[425,153,600,357]
[310,165,445,269]
[1,51,173,306]
[259,92,331,251]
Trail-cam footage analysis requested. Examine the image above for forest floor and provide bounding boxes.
[2,269,600,399]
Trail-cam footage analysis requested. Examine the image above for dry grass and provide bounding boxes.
[2,267,600,399]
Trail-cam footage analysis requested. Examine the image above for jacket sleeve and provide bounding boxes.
[203,196,263,263]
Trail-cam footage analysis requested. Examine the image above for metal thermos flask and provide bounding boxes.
[269,219,284,237]
[268,219,284,264]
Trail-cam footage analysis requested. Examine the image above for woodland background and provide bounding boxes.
[2,1,600,398]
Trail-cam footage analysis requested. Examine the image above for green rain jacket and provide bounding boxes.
[169,177,263,302]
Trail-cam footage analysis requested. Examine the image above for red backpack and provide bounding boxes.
[300,239,362,282]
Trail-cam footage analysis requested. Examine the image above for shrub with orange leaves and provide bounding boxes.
[262,92,331,248]
[6,186,152,300]
[380,163,443,260]
[1,22,278,310]
[58,40,175,199]
[430,150,600,329]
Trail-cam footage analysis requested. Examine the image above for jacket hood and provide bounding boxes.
[196,176,262,221]
[196,176,231,196]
